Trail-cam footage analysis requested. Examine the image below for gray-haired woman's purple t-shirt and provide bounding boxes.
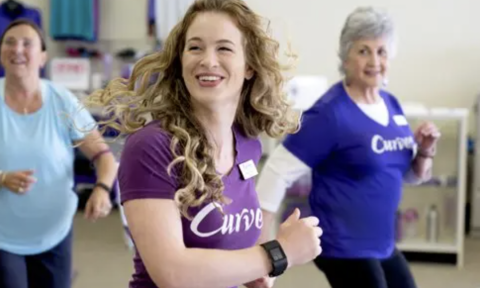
[118,121,263,288]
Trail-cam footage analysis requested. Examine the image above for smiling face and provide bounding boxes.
[182,12,253,110]
[0,24,46,78]
[343,37,389,88]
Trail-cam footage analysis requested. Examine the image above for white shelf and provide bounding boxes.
[404,107,469,119]
[397,236,457,253]
[400,111,468,268]
[471,93,480,239]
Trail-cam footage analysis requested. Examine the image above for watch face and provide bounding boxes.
[271,247,284,261]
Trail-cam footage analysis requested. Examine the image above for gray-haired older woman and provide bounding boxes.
[255,6,440,288]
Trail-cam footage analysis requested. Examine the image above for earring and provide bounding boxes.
[382,77,389,87]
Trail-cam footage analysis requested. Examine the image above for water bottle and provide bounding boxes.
[426,205,439,242]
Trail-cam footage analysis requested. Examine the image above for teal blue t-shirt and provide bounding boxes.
[0,78,95,255]
[49,0,97,42]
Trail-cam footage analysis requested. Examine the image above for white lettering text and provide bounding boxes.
[371,135,415,154]
[190,202,263,238]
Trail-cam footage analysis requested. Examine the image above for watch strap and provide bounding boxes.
[261,240,288,277]
[94,182,111,194]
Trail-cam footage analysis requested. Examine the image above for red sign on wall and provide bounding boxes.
[50,58,91,91]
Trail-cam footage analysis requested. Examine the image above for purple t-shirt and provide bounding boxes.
[119,121,263,288]
[283,81,414,259]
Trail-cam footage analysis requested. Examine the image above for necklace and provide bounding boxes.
[18,92,40,115]
[8,95,37,115]
[20,99,32,115]
[5,83,42,115]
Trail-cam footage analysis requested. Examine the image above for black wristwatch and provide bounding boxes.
[261,240,288,277]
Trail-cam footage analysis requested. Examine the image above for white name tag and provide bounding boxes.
[238,159,258,180]
[393,115,408,126]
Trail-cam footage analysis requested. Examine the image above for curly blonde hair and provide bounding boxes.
[85,0,299,219]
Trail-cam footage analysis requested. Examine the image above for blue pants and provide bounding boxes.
[314,249,417,288]
[0,231,73,288]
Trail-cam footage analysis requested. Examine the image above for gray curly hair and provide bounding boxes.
[338,7,397,75]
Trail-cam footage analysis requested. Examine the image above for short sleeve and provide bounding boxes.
[282,105,338,168]
[61,90,96,141]
[118,125,178,204]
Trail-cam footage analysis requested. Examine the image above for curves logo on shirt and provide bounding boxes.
[190,202,263,238]
[371,134,416,154]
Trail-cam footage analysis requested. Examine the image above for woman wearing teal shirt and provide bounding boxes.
[0,20,118,288]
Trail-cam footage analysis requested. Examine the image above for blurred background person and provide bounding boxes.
[0,19,117,288]
[256,7,440,288]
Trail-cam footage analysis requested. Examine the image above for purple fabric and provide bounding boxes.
[0,2,43,77]
[119,121,263,288]
[0,3,42,31]
[148,0,155,22]
[282,81,415,259]
[147,0,155,36]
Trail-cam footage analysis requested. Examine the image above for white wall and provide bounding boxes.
[18,0,152,76]
[22,0,480,110]
[20,0,149,40]
[245,0,480,111]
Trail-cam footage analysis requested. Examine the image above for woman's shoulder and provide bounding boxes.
[41,79,74,97]
[118,121,178,202]
[380,89,404,112]
[380,88,399,101]
[233,126,263,164]
[40,79,81,108]
[309,81,347,112]
[120,121,174,175]
[124,121,172,152]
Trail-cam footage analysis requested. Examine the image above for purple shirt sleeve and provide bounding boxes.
[32,8,43,30]
[283,105,338,168]
[118,124,179,204]
[148,0,155,22]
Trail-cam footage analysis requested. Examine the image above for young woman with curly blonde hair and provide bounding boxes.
[87,0,323,287]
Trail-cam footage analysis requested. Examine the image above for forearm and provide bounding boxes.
[153,246,272,288]
[411,155,433,182]
[257,210,276,244]
[93,153,118,187]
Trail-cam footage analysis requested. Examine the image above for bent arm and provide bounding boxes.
[76,130,118,188]
[257,144,311,243]
[411,155,433,180]
[124,198,272,288]
[64,88,117,187]
[404,155,433,185]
